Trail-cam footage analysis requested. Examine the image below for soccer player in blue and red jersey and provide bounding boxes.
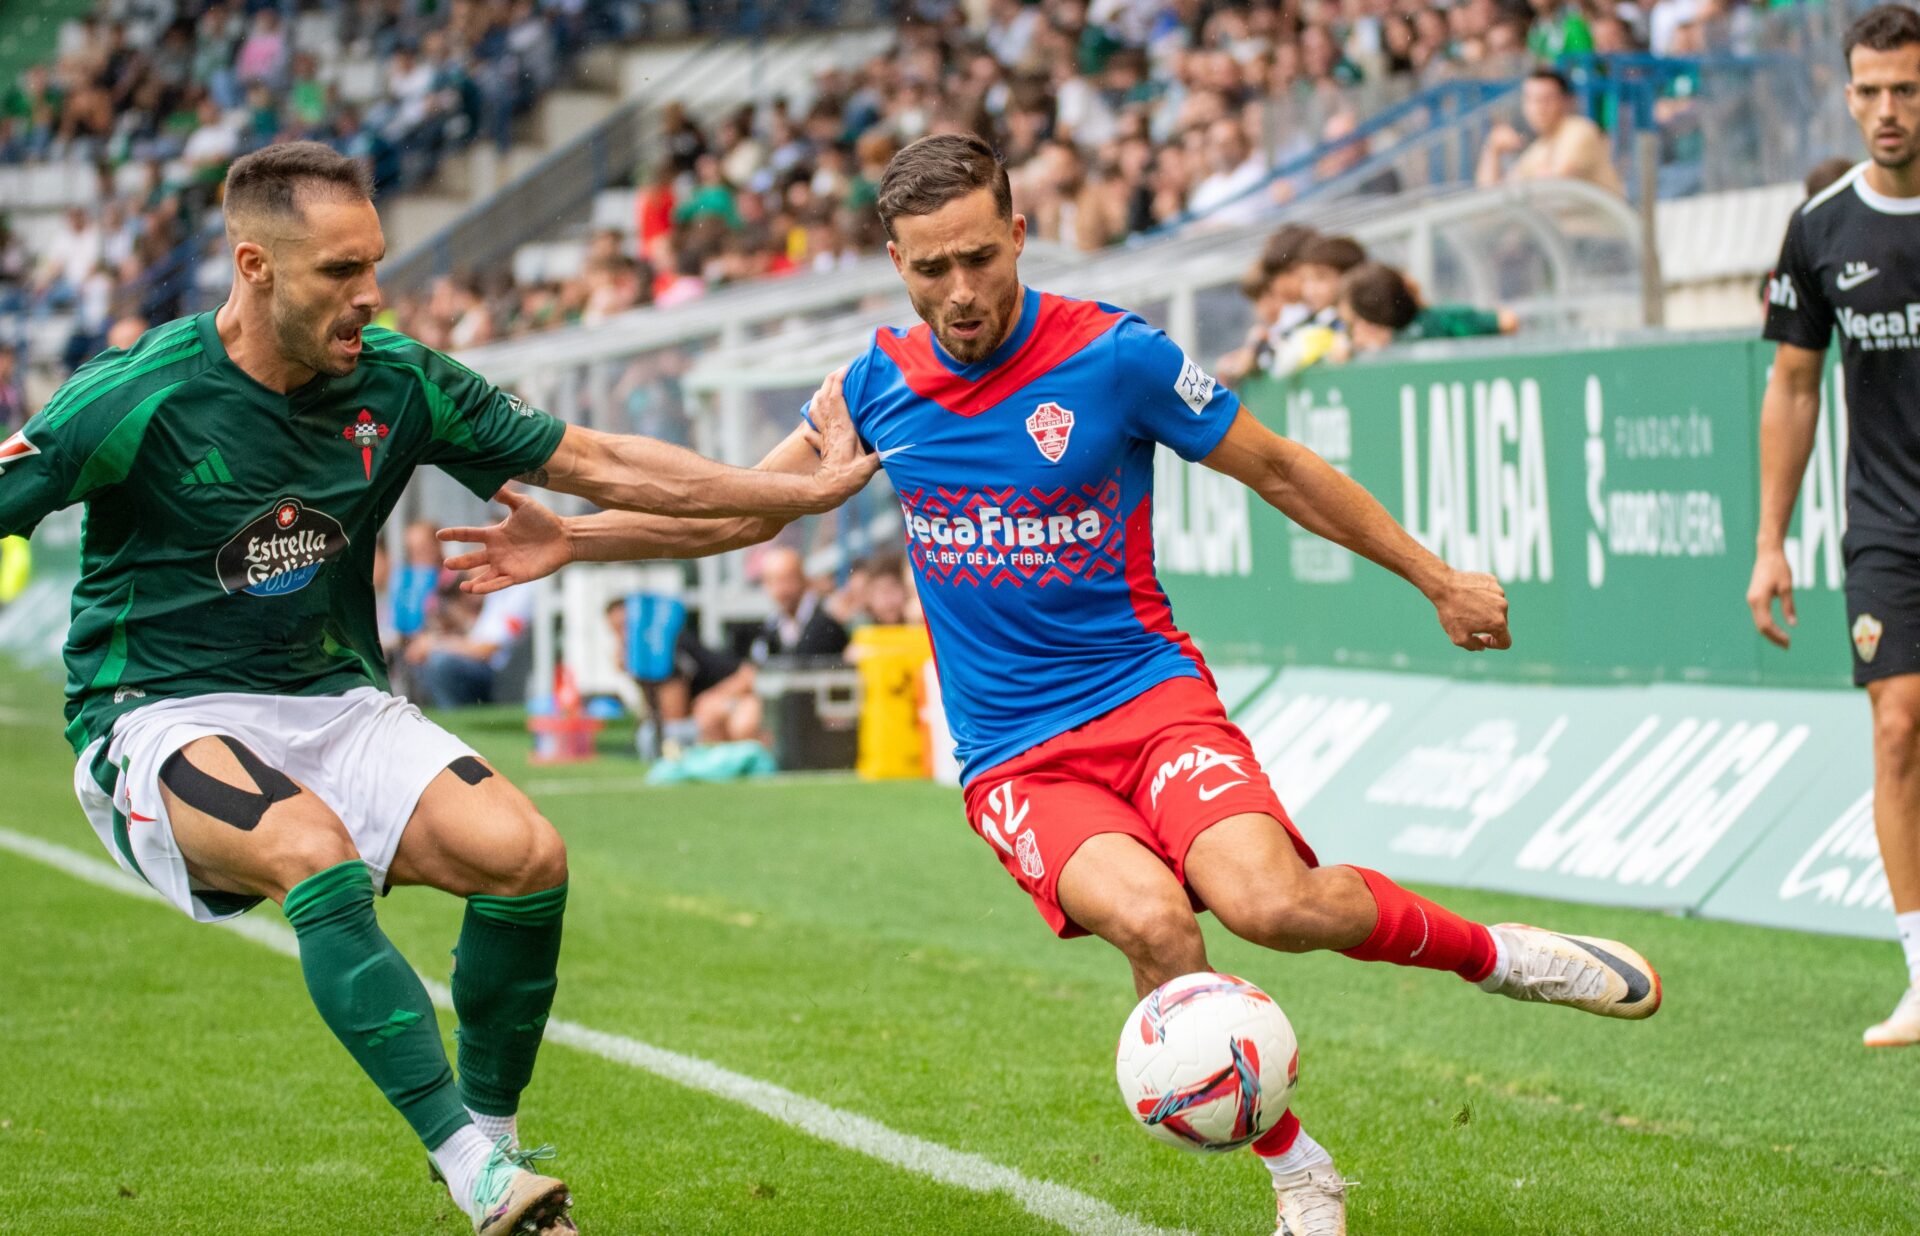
[447,134,1662,1234]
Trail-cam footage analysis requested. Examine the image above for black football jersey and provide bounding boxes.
[1765,162,1920,545]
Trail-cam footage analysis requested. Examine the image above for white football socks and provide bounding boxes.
[1897,910,1920,986]
[1262,1127,1329,1177]
[430,1124,496,1217]
[469,1109,518,1149]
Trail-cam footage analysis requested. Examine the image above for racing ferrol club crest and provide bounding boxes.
[342,409,389,479]
[216,498,350,597]
[1854,613,1885,663]
[1025,402,1075,463]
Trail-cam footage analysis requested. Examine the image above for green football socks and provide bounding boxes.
[452,882,567,1118]
[282,860,469,1149]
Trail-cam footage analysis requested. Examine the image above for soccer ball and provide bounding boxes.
[1114,971,1298,1153]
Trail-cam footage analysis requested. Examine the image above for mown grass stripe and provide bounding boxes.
[0,826,1187,1236]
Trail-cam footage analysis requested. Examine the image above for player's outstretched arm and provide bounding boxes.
[1747,342,1825,650]
[521,368,875,518]
[1201,409,1511,651]
[441,426,823,594]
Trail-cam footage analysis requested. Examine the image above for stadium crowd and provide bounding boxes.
[1,0,1750,396]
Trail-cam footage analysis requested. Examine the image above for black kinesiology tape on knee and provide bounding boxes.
[448,756,494,785]
[158,736,301,831]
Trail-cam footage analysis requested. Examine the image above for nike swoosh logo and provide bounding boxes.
[877,444,916,461]
[1557,934,1652,1003]
[1196,779,1248,802]
[1837,269,1880,290]
[1409,906,1429,959]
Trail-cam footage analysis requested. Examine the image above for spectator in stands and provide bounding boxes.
[1804,155,1856,198]
[1315,109,1402,196]
[0,343,24,433]
[1265,233,1369,378]
[858,554,914,627]
[105,314,147,352]
[1186,116,1270,224]
[1340,261,1517,352]
[1477,67,1625,195]
[691,546,850,745]
[1217,222,1318,385]
[407,582,534,708]
[33,207,102,306]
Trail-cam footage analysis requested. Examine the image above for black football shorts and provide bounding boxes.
[1844,541,1920,685]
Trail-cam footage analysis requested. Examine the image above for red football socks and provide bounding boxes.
[1337,866,1497,982]
[1252,1108,1301,1158]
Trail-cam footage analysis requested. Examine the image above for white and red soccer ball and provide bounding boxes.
[1115,971,1298,1153]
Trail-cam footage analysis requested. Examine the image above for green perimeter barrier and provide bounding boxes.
[1159,332,1853,686]
[1171,334,1891,938]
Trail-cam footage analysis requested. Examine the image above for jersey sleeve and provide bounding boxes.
[1763,210,1833,351]
[412,345,569,500]
[798,345,876,452]
[1113,315,1241,462]
[0,416,84,538]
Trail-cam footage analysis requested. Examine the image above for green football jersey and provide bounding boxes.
[0,312,565,754]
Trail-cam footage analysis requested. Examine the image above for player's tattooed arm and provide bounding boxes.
[1202,408,1512,653]
[518,373,874,518]
[514,465,549,486]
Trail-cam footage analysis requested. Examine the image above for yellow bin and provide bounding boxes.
[0,536,29,604]
[852,624,933,780]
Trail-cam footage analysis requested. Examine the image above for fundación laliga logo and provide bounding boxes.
[342,409,389,479]
[1026,402,1074,463]
[216,497,349,597]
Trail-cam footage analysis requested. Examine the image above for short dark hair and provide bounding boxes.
[1339,262,1421,331]
[1259,223,1319,276]
[876,133,1012,240]
[1527,67,1573,96]
[1298,234,1368,273]
[223,141,373,231]
[1845,4,1920,71]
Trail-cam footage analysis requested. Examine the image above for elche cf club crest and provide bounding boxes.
[1854,613,1884,663]
[1025,402,1074,463]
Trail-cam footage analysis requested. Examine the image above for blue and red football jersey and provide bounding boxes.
[807,287,1242,783]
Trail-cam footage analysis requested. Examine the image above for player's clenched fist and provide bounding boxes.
[1428,568,1512,652]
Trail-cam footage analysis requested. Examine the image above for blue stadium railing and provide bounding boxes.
[1167,46,1839,235]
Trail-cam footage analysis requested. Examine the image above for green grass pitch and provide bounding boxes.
[0,667,1915,1234]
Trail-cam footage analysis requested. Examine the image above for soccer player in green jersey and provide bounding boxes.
[0,142,875,1233]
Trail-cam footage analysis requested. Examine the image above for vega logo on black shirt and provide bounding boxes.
[217,497,349,597]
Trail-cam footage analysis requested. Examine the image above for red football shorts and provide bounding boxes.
[962,675,1317,938]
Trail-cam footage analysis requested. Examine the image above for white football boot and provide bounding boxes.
[1478,924,1662,1020]
[1270,1143,1348,1236]
[1863,983,1920,1048]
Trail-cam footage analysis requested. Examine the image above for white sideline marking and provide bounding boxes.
[0,826,1184,1236]
[519,772,864,797]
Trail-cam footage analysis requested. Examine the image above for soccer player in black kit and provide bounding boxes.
[1751,4,1920,1047]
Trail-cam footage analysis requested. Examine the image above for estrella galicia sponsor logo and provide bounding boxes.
[217,497,349,597]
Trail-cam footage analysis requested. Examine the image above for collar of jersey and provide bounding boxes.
[927,285,1039,380]
[1852,171,1920,215]
[196,310,336,412]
